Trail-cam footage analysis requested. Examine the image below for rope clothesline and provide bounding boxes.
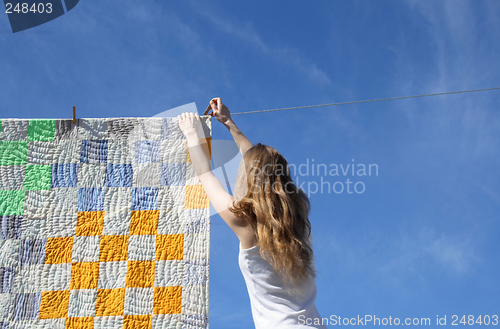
[208,86,500,225]
[210,87,500,116]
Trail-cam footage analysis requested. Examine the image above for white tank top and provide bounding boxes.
[238,239,327,328]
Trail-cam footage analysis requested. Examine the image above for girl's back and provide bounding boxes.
[239,238,326,328]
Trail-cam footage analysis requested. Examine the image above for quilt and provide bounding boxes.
[0,117,212,329]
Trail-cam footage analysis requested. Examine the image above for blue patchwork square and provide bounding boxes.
[80,140,108,163]
[51,163,78,188]
[0,215,22,240]
[135,141,160,163]
[0,267,15,293]
[78,188,105,212]
[185,209,209,234]
[181,314,209,328]
[161,163,186,186]
[105,164,133,187]
[18,239,46,265]
[13,293,41,321]
[131,187,158,211]
[183,259,209,286]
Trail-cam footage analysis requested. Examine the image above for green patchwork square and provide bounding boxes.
[27,119,56,141]
[0,190,25,216]
[24,165,52,190]
[0,141,28,166]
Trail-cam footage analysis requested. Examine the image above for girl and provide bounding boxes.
[178,98,326,328]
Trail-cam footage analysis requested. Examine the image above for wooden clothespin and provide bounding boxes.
[204,103,214,116]
[72,106,76,124]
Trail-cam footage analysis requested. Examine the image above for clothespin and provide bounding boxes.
[72,106,76,124]
[204,104,214,116]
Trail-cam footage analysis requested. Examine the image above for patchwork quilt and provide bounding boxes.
[0,117,212,329]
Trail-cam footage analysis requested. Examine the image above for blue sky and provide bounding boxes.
[2,0,500,327]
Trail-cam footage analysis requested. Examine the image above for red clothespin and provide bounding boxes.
[72,106,76,124]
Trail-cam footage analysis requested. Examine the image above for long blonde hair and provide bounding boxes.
[230,143,315,289]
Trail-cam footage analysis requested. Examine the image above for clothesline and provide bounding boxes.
[223,87,500,115]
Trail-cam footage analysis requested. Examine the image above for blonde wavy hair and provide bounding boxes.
[230,143,315,290]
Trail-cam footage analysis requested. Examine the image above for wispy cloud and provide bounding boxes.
[187,1,331,85]
[321,225,480,281]
[425,233,478,273]
[473,181,500,206]
[388,0,500,162]
[395,1,498,88]
[384,227,480,276]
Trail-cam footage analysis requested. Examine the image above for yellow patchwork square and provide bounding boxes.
[76,211,105,236]
[99,235,129,262]
[184,185,209,209]
[130,210,159,235]
[66,317,94,329]
[153,286,182,314]
[186,137,212,162]
[123,315,153,329]
[70,262,100,290]
[39,290,70,319]
[45,237,73,264]
[156,234,183,261]
[125,260,155,288]
[96,288,126,316]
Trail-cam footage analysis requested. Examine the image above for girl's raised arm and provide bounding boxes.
[209,97,253,155]
[177,112,250,236]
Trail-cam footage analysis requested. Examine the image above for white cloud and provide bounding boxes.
[187,1,331,85]
[320,225,479,280]
[382,226,480,276]
[384,0,500,168]
[474,182,500,206]
[425,233,477,274]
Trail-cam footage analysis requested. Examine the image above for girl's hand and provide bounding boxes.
[209,97,232,124]
[178,112,201,138]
